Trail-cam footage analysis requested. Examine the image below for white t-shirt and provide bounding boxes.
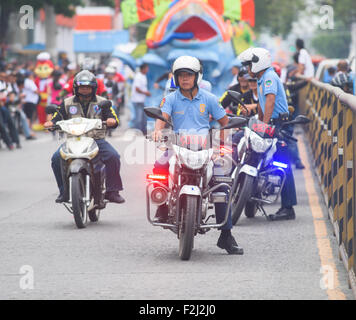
[23,78,39,104]
[131,71,147,103]
[298,48,314,78]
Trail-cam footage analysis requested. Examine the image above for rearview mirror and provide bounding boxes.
[227,90,243,104]
[220,116,248,130]
[45,104,59,114]
[144,107,173,128]
[97,100,112,109]
[293,115,310,125]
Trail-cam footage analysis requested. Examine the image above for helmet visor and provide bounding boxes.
[176,68,196,75]
[76,80,94,86]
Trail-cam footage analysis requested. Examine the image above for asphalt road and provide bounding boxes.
[0,115,353,300]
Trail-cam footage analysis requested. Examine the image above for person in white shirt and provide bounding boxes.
[22,72,39,127]
[296,38,314,78]
[131,63,150,133]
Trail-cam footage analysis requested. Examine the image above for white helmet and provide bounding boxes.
[237,48,254,65]
[172,55,202,88]
[237,47,272,73]
[250,48,272,73]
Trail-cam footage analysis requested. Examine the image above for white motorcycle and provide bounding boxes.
[225,92,310,224]
[46,102,111,229]
[144,107,246,260]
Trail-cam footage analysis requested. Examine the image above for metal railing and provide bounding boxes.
[298,78,356,296]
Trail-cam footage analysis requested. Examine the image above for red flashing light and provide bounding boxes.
[146,174,168,181]
[220,146,233,156]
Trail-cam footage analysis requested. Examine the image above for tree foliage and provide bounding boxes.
[311,1,355,58]
[315,0,356,26]
[0,0,115,42]
[312,28,351,58]
[254,0,306,38]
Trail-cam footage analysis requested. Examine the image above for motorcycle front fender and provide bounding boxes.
[179,185,201,197]
[239,164,258,177]
[68,159,91,175]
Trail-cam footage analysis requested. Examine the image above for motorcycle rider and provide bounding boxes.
[238,47,297,221]
[219,68,250,116]
[152,55,243,255]
[61,58,107,99]
[44,70,125,204]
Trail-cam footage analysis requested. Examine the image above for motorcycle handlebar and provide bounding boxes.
[46,120,107,132]
[145,135,168,143]
[278,129,298,142]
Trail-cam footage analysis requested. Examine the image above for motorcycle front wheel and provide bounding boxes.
[231,173,254,225]
[178,195,198,261]
[71,173,88,229]
[244,201,257,218]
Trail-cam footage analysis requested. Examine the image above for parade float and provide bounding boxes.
[114,0,255,105]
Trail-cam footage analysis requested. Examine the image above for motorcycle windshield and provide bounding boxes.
[248,118,276,139]
[57,118,102,137]
[174,133,211,151]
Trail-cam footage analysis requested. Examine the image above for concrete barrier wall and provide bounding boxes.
[299,79,356,296]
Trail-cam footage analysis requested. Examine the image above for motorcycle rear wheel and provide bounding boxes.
[178,195,198,261]
[71,173,88,229]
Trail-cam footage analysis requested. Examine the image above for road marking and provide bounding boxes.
[298,135,346,300]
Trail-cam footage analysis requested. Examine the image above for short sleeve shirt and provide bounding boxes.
[257,67,289,119]
[131,71,148,103]
[298,49,314,78]
[161,88,226,133]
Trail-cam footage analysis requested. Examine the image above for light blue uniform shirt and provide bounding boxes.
[161,88,226,133]
[257,67,288,119]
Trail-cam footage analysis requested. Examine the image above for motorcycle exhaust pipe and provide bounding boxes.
[150,187,168,206]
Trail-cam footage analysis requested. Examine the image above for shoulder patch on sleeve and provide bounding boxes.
[265,79,273,88]
[159,98,166,108]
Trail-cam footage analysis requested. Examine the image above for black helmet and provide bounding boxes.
[73,70,97,98]
[331,72,349,87]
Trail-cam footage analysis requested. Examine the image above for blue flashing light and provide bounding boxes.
[272,161,288,169]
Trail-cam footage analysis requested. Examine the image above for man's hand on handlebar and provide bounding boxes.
[44,121,54,129]
[152,129,163,142]
[106,118,117,127]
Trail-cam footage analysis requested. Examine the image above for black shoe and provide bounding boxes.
[26,136,36,140]
[104,192,125,204]
[269,207,296,221]
[217,233,244,255]
[295,160,305,169]
[55,194,68,203]
[154,204,168,223]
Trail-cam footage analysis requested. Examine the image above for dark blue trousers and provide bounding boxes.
[51,139,123,196]
[153,150,233,230]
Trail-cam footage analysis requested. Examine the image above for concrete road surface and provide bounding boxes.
[0,115,353,300]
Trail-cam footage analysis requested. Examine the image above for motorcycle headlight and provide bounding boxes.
[249,131,273,153]
[59,144,70,160]
[177,148,211,170]
[84,142,99,159]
